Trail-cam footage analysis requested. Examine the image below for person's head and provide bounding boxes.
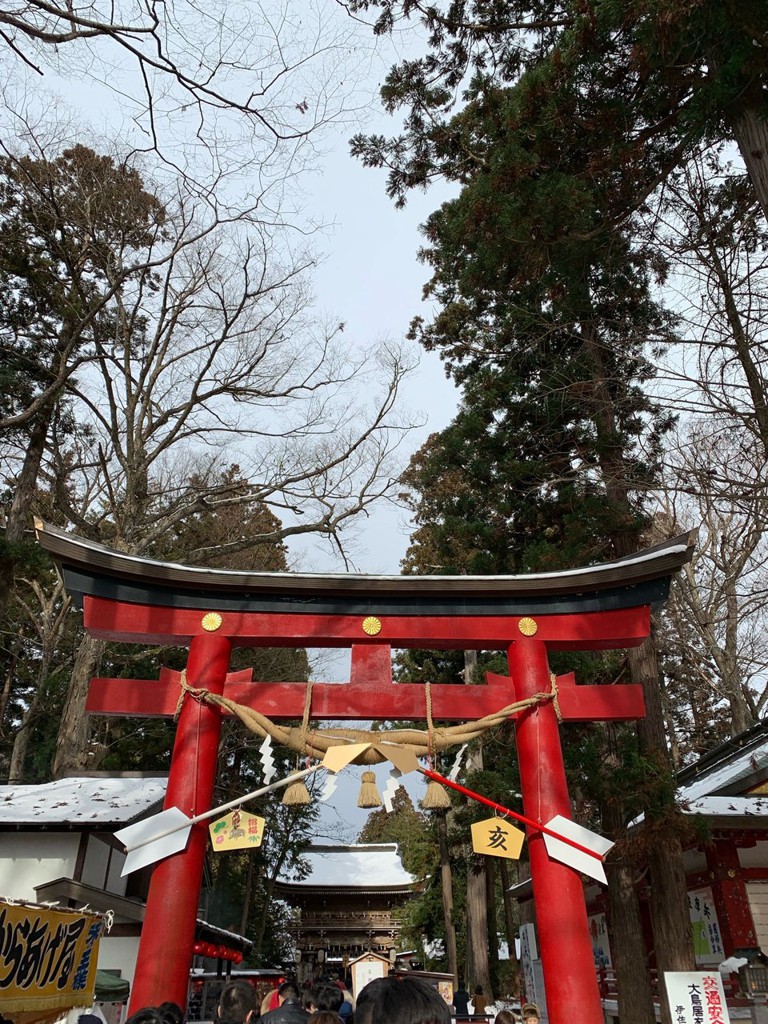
[308,1014,342,1024]
[313,984,343,1012]
[495,1012,519,1024]
[457,980,467,991]
[158,1003,184,1024]
[126,1011,164,1024]
[356,977,451,1024]
[521,1003,540,1024]
[474,985,484,995]
[278,979,301,1004]
[218,980,258,1023]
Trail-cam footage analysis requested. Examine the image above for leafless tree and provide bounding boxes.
[631,151,768,743]
[660,420,768,738]
[0,0,370,193]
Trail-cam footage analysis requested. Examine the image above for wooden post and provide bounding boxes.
[128,631,232,1012]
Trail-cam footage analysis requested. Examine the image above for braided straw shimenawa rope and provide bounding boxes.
[175,672,562,764]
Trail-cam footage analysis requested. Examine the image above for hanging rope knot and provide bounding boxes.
[548,674,563,722]
[173,669,213,722]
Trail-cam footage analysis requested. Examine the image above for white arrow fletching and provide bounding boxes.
[541,815,613,884]
[116,807,192,876]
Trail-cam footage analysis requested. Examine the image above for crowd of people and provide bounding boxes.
[122,977,541,1024]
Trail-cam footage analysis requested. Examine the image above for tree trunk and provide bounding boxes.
[498,858,521,989]
[732,106,768,226]
[466,851,492,998]
[437,809,459,985]
[52,633,105,778]
[240,849,256,937]
[603,801,656,1024]
[0,403,54,620]
[630,638,695,1024]
[486,859,499,993]
[9,704,36,783]
[463,648,492,993]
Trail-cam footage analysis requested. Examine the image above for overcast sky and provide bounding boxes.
[2,3,459,835]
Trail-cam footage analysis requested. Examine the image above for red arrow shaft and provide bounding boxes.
[420,767,601,861]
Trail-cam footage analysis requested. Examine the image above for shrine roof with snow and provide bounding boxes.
[0,775,167,829]
[276,843,415,891]
[675,720,768,823]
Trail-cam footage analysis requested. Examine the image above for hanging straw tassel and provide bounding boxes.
[282,779,312,805]
[421,779,451,810]
[357,770,383,808]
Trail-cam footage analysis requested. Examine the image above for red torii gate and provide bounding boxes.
[36,522,696,1024]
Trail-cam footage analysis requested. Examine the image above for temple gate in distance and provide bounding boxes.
[36,521,696,1024]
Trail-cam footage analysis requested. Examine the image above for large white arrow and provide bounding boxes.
[421,767,613,884]
[115,764,324,876]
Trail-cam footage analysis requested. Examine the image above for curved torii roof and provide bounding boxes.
[35,520,696,620]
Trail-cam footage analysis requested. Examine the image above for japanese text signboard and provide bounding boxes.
[0,898,103,1015]
[688,888,725,965]
[663,972,730,1024]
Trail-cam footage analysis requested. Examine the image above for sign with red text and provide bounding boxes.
[663,972,730,1024]
[209,808,265,851]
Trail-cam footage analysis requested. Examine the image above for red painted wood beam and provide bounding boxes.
[81,594,650,648]
[86,670,644,722]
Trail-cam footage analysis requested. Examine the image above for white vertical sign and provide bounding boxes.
[688,888,725,965]
[663,972,730,1024]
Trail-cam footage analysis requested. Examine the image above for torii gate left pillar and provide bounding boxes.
[35,521,696,1024]
[129,632,231,1011]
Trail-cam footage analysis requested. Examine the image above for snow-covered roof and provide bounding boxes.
[278,843,414,888]
[678,741,768,802]
[684,796,768,818]
[0,776,167,828]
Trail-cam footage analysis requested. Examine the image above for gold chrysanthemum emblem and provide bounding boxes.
[362,616,382,636]
[518,616,538,637]
[201,612,223,632]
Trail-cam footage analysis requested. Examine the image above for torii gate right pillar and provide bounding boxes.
[509,635,603,1021]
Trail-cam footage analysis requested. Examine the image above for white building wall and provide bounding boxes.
[97,935,140,982]
[739,840,768,868]
[747,880,768,950]
[0,832,79,900]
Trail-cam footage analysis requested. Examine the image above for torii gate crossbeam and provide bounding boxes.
[35,521,696,1024]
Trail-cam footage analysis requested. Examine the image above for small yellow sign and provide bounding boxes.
[209,809,265,851]
[471,816,525,859]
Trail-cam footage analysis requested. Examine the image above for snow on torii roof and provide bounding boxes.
[277,843,415,890]
[0,775,167,829]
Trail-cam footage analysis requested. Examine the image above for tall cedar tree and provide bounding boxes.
[350,1,768,217]
[386,56,691,1024]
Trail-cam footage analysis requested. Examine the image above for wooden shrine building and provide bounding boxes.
[274,843,416,969]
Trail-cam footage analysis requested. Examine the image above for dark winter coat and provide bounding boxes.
[260,998,310,1024]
